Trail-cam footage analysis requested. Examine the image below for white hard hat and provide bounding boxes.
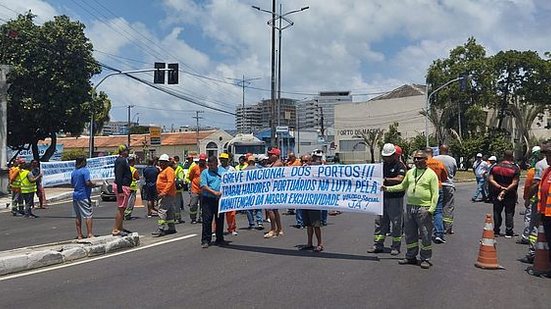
[488,156,497,161]
[532,146,541,153]
[159,154,170,161]
[381,143,396,157]
[257,154,268,161]
[476,153,483,157]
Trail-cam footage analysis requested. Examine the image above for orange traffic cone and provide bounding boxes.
[134,190,144,208]
[527,225,551,276]
[475,214,504,270]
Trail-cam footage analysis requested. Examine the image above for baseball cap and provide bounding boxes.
[381,143,396,157]
[219,152,230,159]
[159,154,170,161]
[198,153,207,161]
[395,145,402,155]
[488,156,497,161]
[476,153,483,157]
[268,148,281,156]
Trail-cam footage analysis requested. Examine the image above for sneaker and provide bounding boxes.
[256,224,264,230]
[367,247,384,254]
[434,236,446,244]
[390,249,400,256]
[231,231,238,236]
[191,220,197,224]
[446,229,454,235]
[124,215,132,221]
[398,258,418,265]
[165,229,177,235]
[201,243,209,248]
[151,229,166,237]
[420,260,432,269]
[177,219,185,224]
[504,235,513,239]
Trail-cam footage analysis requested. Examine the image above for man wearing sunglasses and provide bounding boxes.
[382,150,439,269]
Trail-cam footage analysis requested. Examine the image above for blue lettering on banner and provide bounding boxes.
[41,155,117,187]
[218,164,384,215]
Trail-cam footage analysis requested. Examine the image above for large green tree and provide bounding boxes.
[0,13,109,161]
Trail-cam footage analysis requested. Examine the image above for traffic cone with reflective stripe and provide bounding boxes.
[475,214,504,270]
[134,190,144,208]
[527,224,551,276]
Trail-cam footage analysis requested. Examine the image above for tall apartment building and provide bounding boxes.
[235,98,297,133]
[101,121,138,135]
[297,91,352,131]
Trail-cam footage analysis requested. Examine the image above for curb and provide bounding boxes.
[0,233,140,276]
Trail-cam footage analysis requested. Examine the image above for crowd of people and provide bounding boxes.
[9,138,551,273]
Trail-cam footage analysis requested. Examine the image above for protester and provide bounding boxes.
[264,148,284,238]
[472,153,490,202]
[71,157,95,239]
[123,156,140,220]
[236,155,248,171]
[143,158,159,217]
[19,162,42,218]
[487,150,520,238]
[243,155,264,229]
[287,152,301,166]
[434,145,457,235]
[112,144,132,237]
[425,147,448,244]
[152,154,177,237]
[9,159,23,216]
[312,150,330,223]
[173,155,185,224]
[200,155,227,248]
[31,159,46,209]
[368,143,406,255]
[382,150,439,269]
[299,154,324,252]
[219,152,238,235]
[519,147,542,245]
[188,153,207,224]
[536,140,551,262]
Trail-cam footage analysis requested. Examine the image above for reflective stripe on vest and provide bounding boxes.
[20,170,36,193]
[10,167,21,189]
[130,166,138,191]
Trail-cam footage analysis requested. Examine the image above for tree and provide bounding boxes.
[128,125,150,135]
[357,129,384,163]
[61,148,88,161]
[0,13,110,161]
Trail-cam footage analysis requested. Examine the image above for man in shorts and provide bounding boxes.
[71,157,96,239]
[299,154,324,252]
[112,145,132,236]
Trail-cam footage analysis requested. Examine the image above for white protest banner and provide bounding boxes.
[41,155,117,187]
[219,164,383,215]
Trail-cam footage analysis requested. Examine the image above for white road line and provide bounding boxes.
[0,233,198,282]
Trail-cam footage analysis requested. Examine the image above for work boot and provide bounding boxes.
[420,260,432,269]
[398,258,418,265]
[367,247,384,254]
[152,229,166,237]
[390,249,400,256]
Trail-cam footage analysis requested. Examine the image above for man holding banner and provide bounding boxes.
[368,143,406,256]
[383,150,439,269]
[264,148,284,239]
[200,156,227,248]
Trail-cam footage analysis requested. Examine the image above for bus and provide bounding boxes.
[226,134,266,164]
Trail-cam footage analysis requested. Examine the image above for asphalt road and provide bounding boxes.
[0,183,550,308]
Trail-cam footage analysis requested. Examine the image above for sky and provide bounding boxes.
[1,0,550,131]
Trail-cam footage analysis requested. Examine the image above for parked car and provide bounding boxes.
[100,164,147,201]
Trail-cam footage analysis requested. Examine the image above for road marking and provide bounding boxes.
[0,233,197,282]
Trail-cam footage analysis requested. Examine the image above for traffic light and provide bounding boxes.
[167,63,179,84]
[154,62,165,84]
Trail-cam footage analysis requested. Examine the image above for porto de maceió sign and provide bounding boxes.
[218,164,383,215]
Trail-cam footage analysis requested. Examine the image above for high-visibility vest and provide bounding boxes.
[9,167,21,190]
[20,170,36,194]
[130,166,138,191]
[175,165,184,192]
[538,167,551,217]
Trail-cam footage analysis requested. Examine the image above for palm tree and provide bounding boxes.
[357,129,384,163]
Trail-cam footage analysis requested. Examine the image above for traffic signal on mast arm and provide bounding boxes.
[154,62,166,84]
[167,63,179,84]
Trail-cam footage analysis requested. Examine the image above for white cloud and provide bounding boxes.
[0,0,58,23]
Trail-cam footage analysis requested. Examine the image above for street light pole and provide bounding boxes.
[425,76,465,147]
[252,3,309,147]
[89,68,172,158]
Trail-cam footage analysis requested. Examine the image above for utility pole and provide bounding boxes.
[277,3,282,128]
[193,111,204,152]
[127,105,135,147]
[270,0,277,147]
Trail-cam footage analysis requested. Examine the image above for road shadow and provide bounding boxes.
[223,243,379,261]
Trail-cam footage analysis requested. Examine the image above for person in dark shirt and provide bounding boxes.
[143,158,159,217]
[112,145,132,236]
[488,150,520,238]
[368,143,407,255]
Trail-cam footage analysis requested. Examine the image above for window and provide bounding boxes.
[206,141,218,158]
[339,139,366,152]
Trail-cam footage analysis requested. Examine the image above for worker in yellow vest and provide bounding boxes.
[19,162,42,218]
[174,155,185,224]
[9,159,24,216]
[124,156,140,220]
